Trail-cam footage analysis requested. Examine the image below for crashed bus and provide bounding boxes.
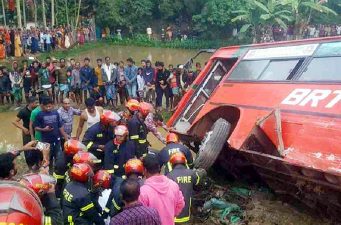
[168,36,341,217]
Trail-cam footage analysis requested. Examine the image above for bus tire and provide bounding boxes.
[194,118,231,170]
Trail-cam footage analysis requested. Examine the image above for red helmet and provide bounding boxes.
[100,110,121,126]
[69,163,94,183]
[126,99,140,112]
[166,133,179,143]
[0,181,44,225]
[125,159,144,176]
[169,152,186,166]
[93,170,112,189]
[73,151,101,167]
[20,174,56,197]
[138,102,153,117]
[64,139,86,155]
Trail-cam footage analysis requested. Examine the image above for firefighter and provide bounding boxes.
[20,174,63,225]
[166,152,203,224]
[127,102,152,158]
[73,151,102,172]
[54,139,86,198]
[62,163,105,225]
[92,169,112,219]
[0,181,45,225]
[159,133,193,173]
[82,110,120,164]
[103,158,145,217]
[103,125,136,177]
[122,99,140,122]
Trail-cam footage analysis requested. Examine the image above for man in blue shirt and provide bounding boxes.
[124,57,138,99]
[34,97,68,172]
[80,57,96,103]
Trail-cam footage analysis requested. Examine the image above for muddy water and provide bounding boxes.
[72,45,211,67]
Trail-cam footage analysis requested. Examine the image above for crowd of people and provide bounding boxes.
[257,23,341,42]
[0,93,205,225]
[0,56,202,111]
[0,25,96,59]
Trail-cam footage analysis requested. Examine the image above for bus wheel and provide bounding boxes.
[194,118,231,170]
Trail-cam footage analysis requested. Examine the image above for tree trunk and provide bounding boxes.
[51,0,55,26]
[16,0,22,28]
[75,0,81,30]
[22,0,26,28]
[42,0,47,28]
[33,0,37,26]
[65,0,69,26]
[1,0,6,26]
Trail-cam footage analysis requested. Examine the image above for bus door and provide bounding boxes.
[174,58,238,133]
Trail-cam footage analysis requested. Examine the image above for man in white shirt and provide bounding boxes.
[102,56,118,108]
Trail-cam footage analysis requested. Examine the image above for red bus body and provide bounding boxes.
[168,37,341,214]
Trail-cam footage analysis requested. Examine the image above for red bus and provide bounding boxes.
[168,36,341,216]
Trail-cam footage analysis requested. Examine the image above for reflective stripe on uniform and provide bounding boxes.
[130,135,139,139]
[104,207,110,213]
[107,169,115,174]
[80,203,94,212]
[167,162,173,173]
[86,141,94,149]
[174,216,190,223]
[44,216,52,225]
[114,165,119,169]
[195,172,200,185]
[112,198,121,210]
[138,139,147,144]
[68,215,74,225]
[53,172,65,180]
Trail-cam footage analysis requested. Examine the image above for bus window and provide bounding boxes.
[228,59,302,81]
[228,60,269,80]
[259,59,301,80]
[203,63,226,95]
[299,57,341,81]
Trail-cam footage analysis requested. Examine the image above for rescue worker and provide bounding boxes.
[167,152,203,224]
[103,125,136,177]
[0,181,45,225]
[159,133,193,173]
[82,110,120,164]
[127,102,152,158]
[120,98,140,124]
[20,173,63,225]
[92,169,112,219]
[54,139,86,198]
[62,163,105,225]
[104,158,145,217]
[73,151,102,172]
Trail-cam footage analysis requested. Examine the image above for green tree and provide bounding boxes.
[281,0,337,38]
[192,0,235,39]
[95,0,153,33]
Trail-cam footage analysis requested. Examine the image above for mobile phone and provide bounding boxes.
[36,142,48,151]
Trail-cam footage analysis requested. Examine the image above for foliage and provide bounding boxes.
[192,0,235,38]
[95,0,153,33]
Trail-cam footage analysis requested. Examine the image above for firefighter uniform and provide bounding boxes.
[53,152,74,198]
[42,193,63,225]
[103,140,136,177]
[82,122,114,164]
[159,143,193,173]
[62,181,105,225]
[127,113,148,158]
[167,164,201,224]
[103,177,144,217]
